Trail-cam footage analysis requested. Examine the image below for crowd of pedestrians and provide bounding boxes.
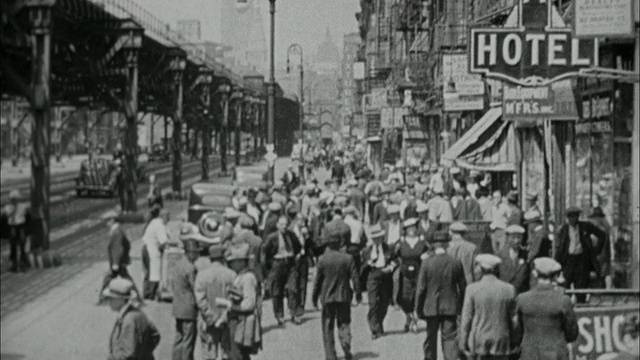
[95,144,638,360]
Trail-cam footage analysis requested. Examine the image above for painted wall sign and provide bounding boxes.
[575,120,613,134]
[502,79,579,120]
[582,97,613,119]
[470,0,598,86]
[569,306,639,360]
[443,54,485,111]
[573,0,635,38]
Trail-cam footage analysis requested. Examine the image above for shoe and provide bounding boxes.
[9,265,17,272]
[344,351,353,360]
[292,316,302,325]
[276,317,285,327]
[403,323,410,333]
[371,333,380,340]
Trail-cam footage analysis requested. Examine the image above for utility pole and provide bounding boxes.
[267,0,276,182]
[632,29,639,289]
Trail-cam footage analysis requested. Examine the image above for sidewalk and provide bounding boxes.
[0,155,89,185]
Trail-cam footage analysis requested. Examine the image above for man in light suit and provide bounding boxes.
[515,257,579,360]
[312,226,362,360]
[171,239,200,360]
[460,254,517,360]
[415,231,466,360]
[447,222,479,285]
[194,244,236,360]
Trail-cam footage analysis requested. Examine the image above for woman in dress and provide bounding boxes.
[395,217,430,333]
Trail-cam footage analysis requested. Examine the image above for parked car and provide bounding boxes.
[75,157,146,197]
[232,164,269,190]
[148,144,169,162]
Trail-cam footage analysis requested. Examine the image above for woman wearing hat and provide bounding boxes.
[103,277,160,360]
[226,243,262,359]
[394,217,430,333]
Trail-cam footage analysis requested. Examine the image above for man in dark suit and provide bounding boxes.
[499,225,531,294]
[460,254,518,360]
[322,209,351,249]
[262,202,282,239]
[372,187,391,225]
[312,226,362,360]
[171,239,200,360]
[415,231,466,360]
[262,215,302,326]
[555,206,606,302]
[361,224,396,339]
[515,257,579,360]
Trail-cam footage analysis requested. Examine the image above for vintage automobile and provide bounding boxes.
[232,164,269,190]
[157,182,234,301]
[75,157,146,197]
[148,144,169,162]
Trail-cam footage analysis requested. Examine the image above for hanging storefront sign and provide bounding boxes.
[362,88,388,113]
[366,113,381,137]
[502,80,579,121]
[380,107,409,128]
[569,306,639,360]
[573,0,635,38]
[470,0,598,86]
[582,96,613,120]
[443,54,485,112]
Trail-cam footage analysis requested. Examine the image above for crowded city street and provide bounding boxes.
[1,0,639,359]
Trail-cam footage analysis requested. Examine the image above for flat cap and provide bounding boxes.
[566,206,582,216]
[505,225,526,234]
[348,179,358,187]
[450,167,461,175]
[102,277,134,299]
[533,257,562,276]
[237,197,249,207]
[343,206,359,216]
[507,190,519,202]
[291,187,303,197]
[449,221,468,233]
[223,207,240,219]
[476,254,502,270]
[268,202,282,212]
[403,218,419,229]
[589,207,605,218]
[208,244,226,259]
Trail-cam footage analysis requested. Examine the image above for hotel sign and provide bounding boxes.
[470,0,599,86]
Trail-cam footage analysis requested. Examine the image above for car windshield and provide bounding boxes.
[201,195,230,207]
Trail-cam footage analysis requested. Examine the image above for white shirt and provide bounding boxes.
[4,203,28,226]
[387,221,401,245]
[142,218,169,282]
[405,236,420,248]
[344,215,363,245]
[568,225,583,255]
[246,203,261,224]
[370,244,386,268]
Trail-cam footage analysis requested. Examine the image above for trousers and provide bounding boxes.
[8,226,28,269]
[564,253,591,303]
[366,268,392,335]
[173,319,197,360]
[321,302,352,360]
[228,318,252,360]
[423,315,458,360]
[293,256,309,318]
[270,258,298,319]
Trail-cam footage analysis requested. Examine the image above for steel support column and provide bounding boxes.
[267,0,276,182]
[253,101,259,161]
[170,53,186,196]
[28,1,54,250]
[220,95,229,174]
[199,70,213,181]
[235,97,243,167]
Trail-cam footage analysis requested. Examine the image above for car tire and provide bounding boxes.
[76,189,83,197]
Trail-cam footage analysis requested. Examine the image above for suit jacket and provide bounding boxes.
[323,217,351,247]
[312,248,361,305]
[417,221,437,243]
[460,275,517,356]
[498,248,531,294]
[515,284,579,360]
[555,221,606,276]
[108,225,131,268]
[526,225,552,262]
[506,204,523,227]
[448,238,479,285]
[262,230,302,270]
[109,304,160,360]
[233,229,264,282]
[262,213,279,239]
[349,188,366,218]
[194,262,237,327]
[360,242,396,280]
[372,202,389,225]
[171,257,198,320]
[415,251,466,318]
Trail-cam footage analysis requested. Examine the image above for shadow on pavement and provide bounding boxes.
[0,353,26,360]
[352,351,379,359]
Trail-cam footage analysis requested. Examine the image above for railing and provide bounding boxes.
[88,0,244,86]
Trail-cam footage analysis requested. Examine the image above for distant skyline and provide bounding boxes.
[131,0,360,66]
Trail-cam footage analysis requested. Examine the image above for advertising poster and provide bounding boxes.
[502,80,579,121]
[442,54,485,112]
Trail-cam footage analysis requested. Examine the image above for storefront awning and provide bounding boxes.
[403,130,426,140]
[442,107,519,172]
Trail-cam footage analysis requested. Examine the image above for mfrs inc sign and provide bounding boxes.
[470,0,599,86]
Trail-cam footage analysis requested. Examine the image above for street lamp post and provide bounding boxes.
[287,43,304,182]
[168,49,187,197]
[217,83,232,175]
[267,0,276,183]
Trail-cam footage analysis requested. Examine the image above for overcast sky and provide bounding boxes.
[131,0,361,64]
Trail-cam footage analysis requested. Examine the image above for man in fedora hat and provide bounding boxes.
[524,209,551,263]
[171,239,200,360]
[104,277,160,360]
[447,222,479,285]
[500,225,531,295]
[587,206,612,289]
[343,206,365,273]
[261,202,282,239]
[195,244,237,360]
[3,189,30,272]
[505,191,523,227]
[415,231,466,360]
[361,224,396,340]
[555,206,606,302]
[99,210,142,305]
[460,254,517,360]
[514,257,579,360]
[312,221,362,360]
[226,243,262,360]
[372,186,391,225]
